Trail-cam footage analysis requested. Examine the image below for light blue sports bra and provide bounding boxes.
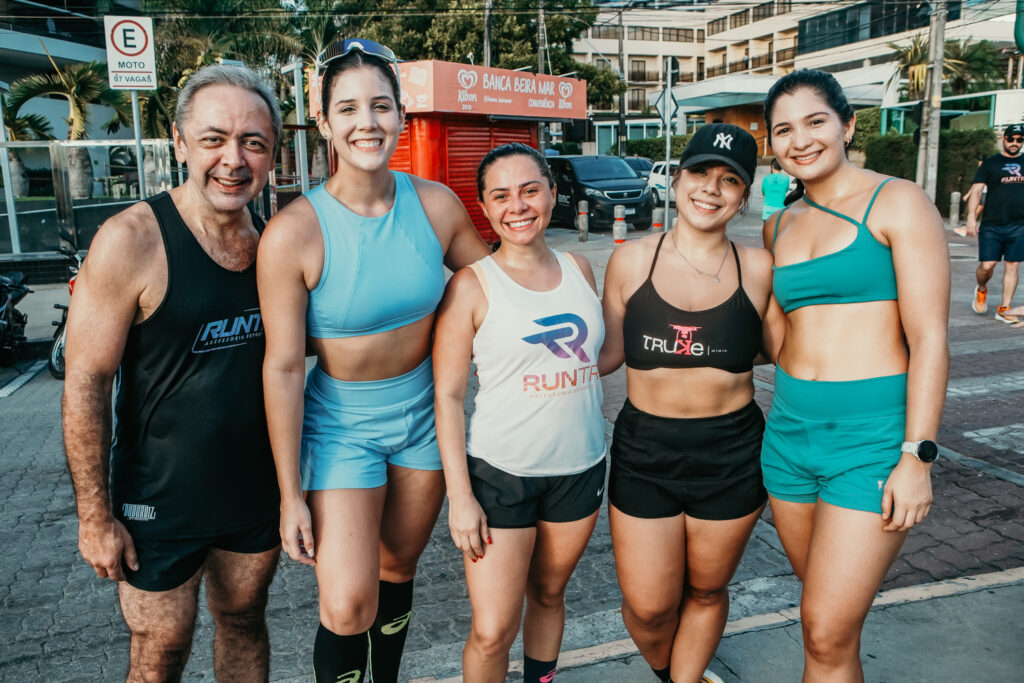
[305,172,445,338]
[772,178,898,314]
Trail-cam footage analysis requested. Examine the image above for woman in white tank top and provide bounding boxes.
[433,143,606,683]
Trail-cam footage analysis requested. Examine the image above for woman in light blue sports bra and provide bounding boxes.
[760,70,949,679]
[257,40,489,683]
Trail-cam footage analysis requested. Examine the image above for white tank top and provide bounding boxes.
[467,251,606,476]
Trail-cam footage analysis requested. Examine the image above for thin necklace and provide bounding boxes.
[671,232,729,283]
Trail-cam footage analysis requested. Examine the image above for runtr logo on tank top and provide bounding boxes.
[521,313,598,396]
[122,503,156,521]
[191,308,263,354]
[642,324,726,357]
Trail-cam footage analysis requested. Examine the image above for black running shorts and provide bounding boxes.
[609,399,766,520]
[125,516,280,591]
[467,456,607,529]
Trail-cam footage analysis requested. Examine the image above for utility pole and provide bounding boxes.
[920,0,947,200]
[484,0,492,68]
[538,0,547,150]
[618,8,627,156]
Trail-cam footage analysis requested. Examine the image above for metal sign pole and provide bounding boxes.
[293,58,309,193]
[131,90,147,199]
[0,103,22,254]
[664,58,673,229]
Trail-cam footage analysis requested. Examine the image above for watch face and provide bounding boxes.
[918,440,939,463]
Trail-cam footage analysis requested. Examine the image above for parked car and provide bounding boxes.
[623,156,654,180]
[647,160,679,205]
[548,155,654,231]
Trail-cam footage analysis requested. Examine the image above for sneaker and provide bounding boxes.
[701,671,725,683]
[995,306,1020,324]
[972,286,988,314]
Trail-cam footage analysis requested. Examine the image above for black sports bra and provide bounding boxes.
[623,233,762,373]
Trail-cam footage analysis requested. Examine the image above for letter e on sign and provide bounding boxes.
[104,16,158,90]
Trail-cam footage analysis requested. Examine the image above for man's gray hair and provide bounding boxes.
[175,64,282,145]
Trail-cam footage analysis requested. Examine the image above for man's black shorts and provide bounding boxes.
[125,516,280,591]
[979,223,1024,262]
[467,456,606,529]
[610,399,766,520]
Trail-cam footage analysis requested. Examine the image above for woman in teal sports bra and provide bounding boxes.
[258,39,489,682]
[761,69,949,679]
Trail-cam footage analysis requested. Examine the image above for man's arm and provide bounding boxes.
[62,206,158,581]
[965,182,986,237]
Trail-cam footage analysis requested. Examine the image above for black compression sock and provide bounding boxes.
[313,623,367,683]
[651,665,671,682]
[367,579,414,683]
[524,654,558,683]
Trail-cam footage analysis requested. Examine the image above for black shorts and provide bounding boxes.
[467,456,607,529]
[979,223,1024,262]
[125,517,280,591]
[609,399,766,520]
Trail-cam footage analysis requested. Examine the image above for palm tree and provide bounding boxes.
[1,94,54,198]
[888,36,965,101]
[944,40,1004,95]
[7,62,130,199]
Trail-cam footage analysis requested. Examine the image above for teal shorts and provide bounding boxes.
[761,365,906,513]
[300,358,441,490]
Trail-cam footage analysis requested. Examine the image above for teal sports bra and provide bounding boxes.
[772,178,898,314]
[305,172,445,338]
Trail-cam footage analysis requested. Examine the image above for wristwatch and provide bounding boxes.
[901,440,939,463]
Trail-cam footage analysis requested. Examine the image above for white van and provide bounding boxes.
[647,161,679,205]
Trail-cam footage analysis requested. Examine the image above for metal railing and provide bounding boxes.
[628,70,661,82]
[729,58,750,73]
[751,53,774,68]
[776,47,797,62]
[707,64,728,78]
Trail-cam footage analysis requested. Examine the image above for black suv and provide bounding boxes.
[548,155,654,231]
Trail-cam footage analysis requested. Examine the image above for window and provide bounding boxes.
[797,0,961,55]
[708,17,728,35]
[627,88,647,111]
[697,29,705,43]
[730,9,750,30]
[776,0,792,14]
[591,25,621,40]
[753,2,774,21]
[663,28,695,42]
[628,26,659,41]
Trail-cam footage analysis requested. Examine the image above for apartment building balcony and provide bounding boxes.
[707,64,728,78]
[750,53,774,69]
[677,73,695,83]
[729,58,750,74]
[629,70,661,83]
[627,95,650,111]
[776,46,797,63]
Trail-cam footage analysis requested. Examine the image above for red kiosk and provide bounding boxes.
[312,60,588,243]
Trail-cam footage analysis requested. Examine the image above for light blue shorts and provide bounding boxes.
[761,365,907,513]
[300,358,441,490]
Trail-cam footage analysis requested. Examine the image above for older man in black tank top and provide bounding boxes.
[62,65,282,681]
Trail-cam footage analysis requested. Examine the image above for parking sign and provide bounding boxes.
[104,16,157,90]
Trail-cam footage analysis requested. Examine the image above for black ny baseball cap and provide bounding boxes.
[1004,124,1024,138]
[679,123,758,186]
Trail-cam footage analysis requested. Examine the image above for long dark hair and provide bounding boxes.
[320,51,401,117]
[476,142,554,200]
[763,69,855,205]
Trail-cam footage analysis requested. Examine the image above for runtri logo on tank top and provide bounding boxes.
[191,307,264,354]
[521,313,600,396]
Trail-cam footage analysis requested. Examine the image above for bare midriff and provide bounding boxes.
[309,313,436,381]
[626,366,755,419]
[778,300,908,381]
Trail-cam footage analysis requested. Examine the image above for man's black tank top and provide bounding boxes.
[110,192,279,539]
[623,233,761,373]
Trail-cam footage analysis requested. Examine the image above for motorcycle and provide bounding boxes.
[49,243,82,380]
[0,269,31,367]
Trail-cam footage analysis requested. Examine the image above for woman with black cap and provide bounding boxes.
[599,124,780,683]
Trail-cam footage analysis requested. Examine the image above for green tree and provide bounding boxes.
[1,94,54,197]
[944,40,1004,95]
[7,61,130,199]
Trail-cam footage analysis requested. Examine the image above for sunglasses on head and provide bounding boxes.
[319,38,402,100]
[1006,135,1024,143]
